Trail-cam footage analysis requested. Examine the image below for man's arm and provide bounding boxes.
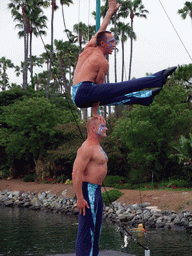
[85,0,121,48]
[72,146,92,215]
[92,64,107,122]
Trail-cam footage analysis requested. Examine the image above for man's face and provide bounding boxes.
[103,34,116,54]
[97,123,108,137]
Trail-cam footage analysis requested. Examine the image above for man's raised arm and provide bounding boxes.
[85,0,121,48]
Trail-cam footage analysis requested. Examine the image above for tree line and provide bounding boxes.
[0,1,192,184]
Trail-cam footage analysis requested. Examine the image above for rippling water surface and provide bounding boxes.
[0,207,192,256]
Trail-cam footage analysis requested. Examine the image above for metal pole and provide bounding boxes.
[96,0,100,32]
[96,0,100,115]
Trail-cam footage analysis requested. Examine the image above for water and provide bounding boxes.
[0,207,192,256]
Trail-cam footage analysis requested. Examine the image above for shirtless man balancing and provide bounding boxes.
[72,0,177,120]
[72,117,108,256]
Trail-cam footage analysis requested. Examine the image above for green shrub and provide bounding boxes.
[165,179,192,188]
[102,189,123,206]
[23,173,37,182]
[57,174,68,183]
[103,175,126,187]
[0,169,10,179]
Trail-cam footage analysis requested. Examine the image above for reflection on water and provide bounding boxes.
[0,207,192,255]
[0,207,77,255]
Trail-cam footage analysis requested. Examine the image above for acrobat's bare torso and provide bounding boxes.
[73,46,109,85]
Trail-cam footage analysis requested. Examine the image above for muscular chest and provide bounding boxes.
[92,147,108,165]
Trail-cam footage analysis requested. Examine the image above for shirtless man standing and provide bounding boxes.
[72,117,108,256]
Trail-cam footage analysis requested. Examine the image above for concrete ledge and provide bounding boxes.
[48,250,135,256]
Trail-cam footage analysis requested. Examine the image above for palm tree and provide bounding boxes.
[54,39,79,93]
[28,2,48,89]
[8,0,28,90]
[119,0,148,80]
[112,21,136,81]
[46,0,58,99]
[178,1,192,21]
[16,4,48,89]
[73,22,89,54]
[0,57,14,90]
[73,22,92,120]
[8,0,49,90]
[60,0,73,40]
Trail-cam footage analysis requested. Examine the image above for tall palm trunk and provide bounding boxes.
[129,12,134,81]
[30,30,34,89]
[47,0,55,99]
[59,55,70,94]
[22,3,28,90]
[121,39,125,82]
[3,67,6,90]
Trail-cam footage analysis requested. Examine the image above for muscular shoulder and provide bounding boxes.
[77,141,94,159]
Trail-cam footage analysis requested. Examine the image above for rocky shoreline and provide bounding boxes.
[1,189,192,233]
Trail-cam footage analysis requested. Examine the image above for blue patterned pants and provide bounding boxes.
[72,69,165,108]
[76,182,103,256]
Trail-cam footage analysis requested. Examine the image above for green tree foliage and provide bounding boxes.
[0,95,76,177]
[113,80,192,182]
[173,133,192,165]
[174,64,192,89]
[178,1,192,21]
[42,122,87,179]
[0,57,15,91]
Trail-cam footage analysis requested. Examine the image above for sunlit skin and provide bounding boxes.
[72,118,108,215]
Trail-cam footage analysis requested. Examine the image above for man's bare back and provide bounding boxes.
[73,47,109,85]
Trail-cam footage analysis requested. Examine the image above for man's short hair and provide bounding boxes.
[86,117,98,132]
[96,31,112,46]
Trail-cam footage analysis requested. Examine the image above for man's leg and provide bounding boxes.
[73,67,176,108]
[75,183,102,256]
[100,88,162,106]
[75,192,94,256]
[92,187,103,256]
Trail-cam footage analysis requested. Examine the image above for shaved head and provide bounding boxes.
[86,117,98,132]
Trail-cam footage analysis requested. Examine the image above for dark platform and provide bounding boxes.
[48,250,135,256]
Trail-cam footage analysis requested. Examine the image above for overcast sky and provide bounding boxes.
[0,0,192,85]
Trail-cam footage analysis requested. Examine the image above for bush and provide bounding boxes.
[102,189,123,206]
[103,175,126,187]
[57,174,68,183]
[0,169,10,179]
[23,173,37,182]
[43,122,87,179]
